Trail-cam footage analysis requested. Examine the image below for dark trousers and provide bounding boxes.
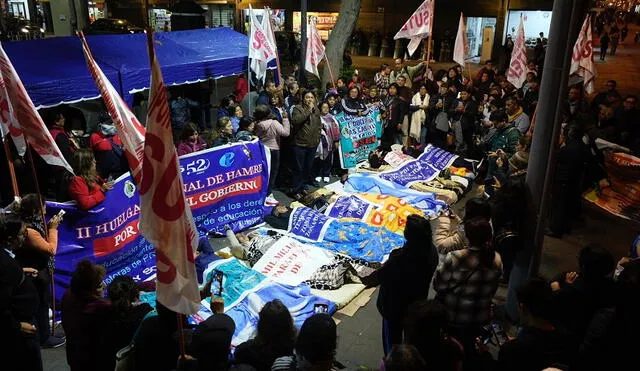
[600,46,608,60]
[446,325,485,371]
[548,182,581,236]
[35,269,51,344]
[268,149,280,195]
[611,43,618,55]
[382,317,403,356]
[291,145,316,193]
[5,325,43,371]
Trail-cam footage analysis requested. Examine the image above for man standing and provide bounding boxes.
[505,96,531,134]
[449,87,478,154]
[390,57,424,89]
[599,32,610,61]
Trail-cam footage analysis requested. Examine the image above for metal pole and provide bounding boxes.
[299,0,308,83]
[504,0,587,322]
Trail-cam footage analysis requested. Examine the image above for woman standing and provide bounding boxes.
[268,91,286,123]
[253,105,290,205]
[410,84,430,144]
[341,87,368,116]
[68,149,113,210]
[14,194,65,349]
[290,92,322,198]
[314,102,340,184]
[433,218,502,362]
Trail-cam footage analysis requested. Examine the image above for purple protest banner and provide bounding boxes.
[325,195,376,221]
[287,206,333,242]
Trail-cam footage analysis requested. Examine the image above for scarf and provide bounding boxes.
[99,123,118,136]
[508,107,524,123]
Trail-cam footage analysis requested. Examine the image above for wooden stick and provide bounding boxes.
[324,56,337,90]
[176,313,187,358]
[426,34,433,69]
[266,7,284,88]
[2,137,19,197]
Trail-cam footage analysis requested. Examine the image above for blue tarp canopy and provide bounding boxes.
[2,37,121,109]
[3,28,250,109]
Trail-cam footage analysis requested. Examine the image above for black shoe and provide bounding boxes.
[42,335,66,349]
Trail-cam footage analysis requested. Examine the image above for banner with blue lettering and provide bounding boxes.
[325,195,376,220]
[47,140,270,302]
[336,107,382,169]
[287,207,333,242]
[379,145,459,187]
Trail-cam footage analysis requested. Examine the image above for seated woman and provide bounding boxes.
[234,299,296,371]
[177,122,207,156]
[272,314,338,371]
[211,117,236,147]
[68,149,113,210]
[61,260,112,371]
[230,105,244,133]
[102,276,153,370]
[89,120,128,180]
[235,117,255,142]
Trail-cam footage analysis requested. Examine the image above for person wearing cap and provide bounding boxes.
[493,150,529,190]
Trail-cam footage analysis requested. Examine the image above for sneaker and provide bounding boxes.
[42,335,66,349]
[264,194,279,206]
[323,177,330,183]
[315,176,322,182]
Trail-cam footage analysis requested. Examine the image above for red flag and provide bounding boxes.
[80,33,146,185]
[305,18,325,77]
[139,31,199,315]
[570,15,596,94]
[507,16,527,89]
[0,43,74,174]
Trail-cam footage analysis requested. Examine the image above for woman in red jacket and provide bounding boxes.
[68,149,113,210]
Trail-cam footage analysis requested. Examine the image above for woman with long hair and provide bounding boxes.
[268,91,286,123]
[103,275,152,370]
[68,149,113,210]
[234,299,296,371]
[253,104,290,205]
[211,117,236,147]
[177,122,207,156]
[230,105,244,133]
[340,86,368,116]
[13,194,65,348]
[61,260,111,371]
[433,217,502,365]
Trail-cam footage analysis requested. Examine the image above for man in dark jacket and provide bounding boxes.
[361,215,439,356]
[290,92,322,196]
[449,87,478,155]
[428,83,456,149]
[483,110,521,195]
[381,83,408,149]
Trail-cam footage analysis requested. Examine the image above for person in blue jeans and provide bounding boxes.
[289,91,322,199]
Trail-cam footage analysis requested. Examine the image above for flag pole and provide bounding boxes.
[266,7,284,88]
[176,313,187,359]
[426,0,435,69]
[2,137,20,198]
[324,56,337,89]
[247,8,252,115]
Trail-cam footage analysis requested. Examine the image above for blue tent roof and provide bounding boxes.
[3,37,121,109]
[4,27,251,109]
[87,28,250,96]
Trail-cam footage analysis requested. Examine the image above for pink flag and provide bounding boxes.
[453,13,468,67]
[570,15,596,94]
[305,18,325,77]
[0,43,74,174]
[249,6,277,82]
[507,16,527,89]
[140,31,200,315]
[80,34,146,185]
[394,0,434,56]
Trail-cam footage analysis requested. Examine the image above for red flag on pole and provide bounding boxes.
[0,43,74,174]
[453,13,468,67]
[80,33,146,185]
[507,16,527,89]
[305,18,325,77]
[394,0,434,56]
[140,31,200,315]
[570,15,596,95]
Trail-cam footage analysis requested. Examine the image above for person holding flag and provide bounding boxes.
[571,15,596,95]
[453,13,469,72]
[506,16,528,90]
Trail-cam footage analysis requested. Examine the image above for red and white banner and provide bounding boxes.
[394,0,434,56]
[305,18,325,77]
[507,16,527,89]
[571,15,596,95]
[253,236,334,286]
[140,31,199,315]
[0,43,74,174]
[453,13,468,66]
[80,34,146,185]
[249,5,277,82]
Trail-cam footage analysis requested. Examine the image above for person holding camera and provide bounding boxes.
[481,110,522,196]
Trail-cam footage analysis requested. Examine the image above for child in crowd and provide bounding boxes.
[177,122,207,156]
[235,118,255,142]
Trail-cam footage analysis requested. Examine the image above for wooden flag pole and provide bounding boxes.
[176,313,187,359]
[324,56,337,90]
[2,137,20,198]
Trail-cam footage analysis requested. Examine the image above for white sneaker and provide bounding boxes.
[265,194,279,206]
[323,177,330,183]
[315,177,322,182]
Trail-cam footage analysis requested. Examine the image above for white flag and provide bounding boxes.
[570,15,596,94]
[305,18,325,77]
[507,16,527,89]
[140,31,200,315]
[394,0,434,56]
[453,13,468,66]
[80,34,146,185]
[0,43,74,174]
[249,6,277,83]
